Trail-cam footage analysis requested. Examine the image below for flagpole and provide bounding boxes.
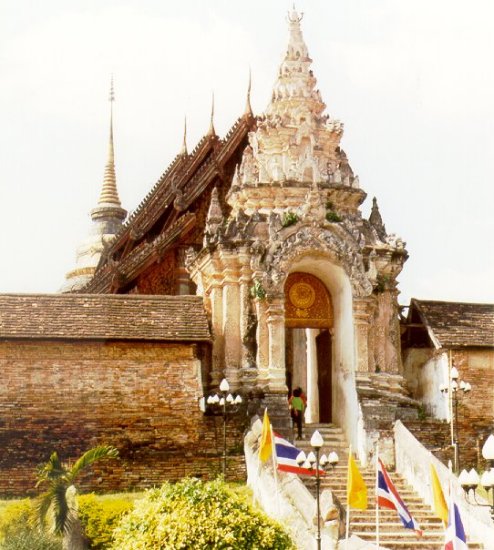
[345,445,351,550]
[270,422,282,516]
[254,444,261,506]
[376,443,380,549]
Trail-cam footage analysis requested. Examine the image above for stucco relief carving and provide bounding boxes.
[253,224,373,298]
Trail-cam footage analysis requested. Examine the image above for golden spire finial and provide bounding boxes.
[244,68,253,117]
[207,92,216,136]
[98,76,122,207]
[180,116,188,156]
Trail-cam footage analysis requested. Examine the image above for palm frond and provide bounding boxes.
[36,451,66,487]
[33,490,55,531]
[67,445,118,482]
[52,483,70,535]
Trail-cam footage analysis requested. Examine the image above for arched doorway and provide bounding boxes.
[284,272,334,423]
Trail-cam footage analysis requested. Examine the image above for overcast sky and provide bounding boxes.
[1,0,493,305]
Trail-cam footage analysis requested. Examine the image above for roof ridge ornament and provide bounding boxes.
[244,68,253,117]
[207,92,216,136]
[180,116,188,156]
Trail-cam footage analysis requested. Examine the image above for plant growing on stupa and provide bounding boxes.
[250,280,267,300]
[282,211,299,227]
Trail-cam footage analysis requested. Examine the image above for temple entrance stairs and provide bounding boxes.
[296,423,483,549]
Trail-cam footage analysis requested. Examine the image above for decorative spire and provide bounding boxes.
[97,76,123,207]
[61,77,126,292]
[369,197,387,240]
[203,187,224,246]
[266,5,325,121]
[207,93,216,136]
[180,116,188,156]
[244,68,253,116]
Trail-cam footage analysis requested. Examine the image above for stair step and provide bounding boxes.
[353,522,443,531]
[299,425,484,550]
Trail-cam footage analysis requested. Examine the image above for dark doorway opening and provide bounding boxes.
[316,329,332,423]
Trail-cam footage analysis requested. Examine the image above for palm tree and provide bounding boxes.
[34,445,118,550]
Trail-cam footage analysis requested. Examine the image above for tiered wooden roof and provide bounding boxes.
[0,294,210,341]
[403,298,494,349]
[82,113,255,294]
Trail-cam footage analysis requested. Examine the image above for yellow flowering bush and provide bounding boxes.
[110,478,295,550]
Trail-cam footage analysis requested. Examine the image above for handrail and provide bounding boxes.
[394,420,494,547]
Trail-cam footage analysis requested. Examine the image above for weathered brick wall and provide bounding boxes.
[0,340,248,497]
[452,349,494,470]
[405,349,494,471]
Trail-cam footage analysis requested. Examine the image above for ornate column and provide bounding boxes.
[209,281,224,387]
[383,289,401,374]
[238,252,253,369]
[353,297,374,373]
[255,298,269,383]
[266,296,287,391]
[222,267,242,388]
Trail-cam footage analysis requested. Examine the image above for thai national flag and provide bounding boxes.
[444,492,467,550]
[274,432,323,476]
[377,458,423,536]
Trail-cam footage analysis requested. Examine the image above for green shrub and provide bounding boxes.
[0,499,61,550]
[77,494,134,550]
[110,478,295,550]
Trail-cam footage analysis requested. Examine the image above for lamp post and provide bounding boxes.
[295,430,339,550]
[205,378,242,477]
[440,364,471,473]
[458,434,494,520]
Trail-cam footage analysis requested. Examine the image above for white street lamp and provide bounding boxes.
[439,363,472,473]
[201,378,243,477]
[459,434,494,519]
[295,430,339,550]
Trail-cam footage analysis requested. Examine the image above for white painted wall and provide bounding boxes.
[305,328,319,423]
[403,349,449,420]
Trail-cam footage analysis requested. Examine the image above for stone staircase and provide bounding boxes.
[296,424,483,549]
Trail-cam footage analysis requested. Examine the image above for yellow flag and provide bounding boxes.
[430,463,448,525]
[347,452,368,509]
[259,409,273,462]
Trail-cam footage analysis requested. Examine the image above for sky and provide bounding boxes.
[0,0,493,306]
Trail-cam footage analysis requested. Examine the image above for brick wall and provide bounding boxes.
[0,340,247,497]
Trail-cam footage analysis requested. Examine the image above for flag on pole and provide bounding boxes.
[273,432,323,476]
[377,458,423,536]
[347,452,368,509]
[430,463,448,525]
[444,491,467,550]
[259,409,273,462]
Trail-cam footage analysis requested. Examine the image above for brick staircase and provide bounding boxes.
[296,424,483,549]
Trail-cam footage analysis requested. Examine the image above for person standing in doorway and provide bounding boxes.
[289,387,305,440]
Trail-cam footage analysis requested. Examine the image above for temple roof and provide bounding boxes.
[405,299,494,349]
[0,294,211,341]
[82,112,254,293]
